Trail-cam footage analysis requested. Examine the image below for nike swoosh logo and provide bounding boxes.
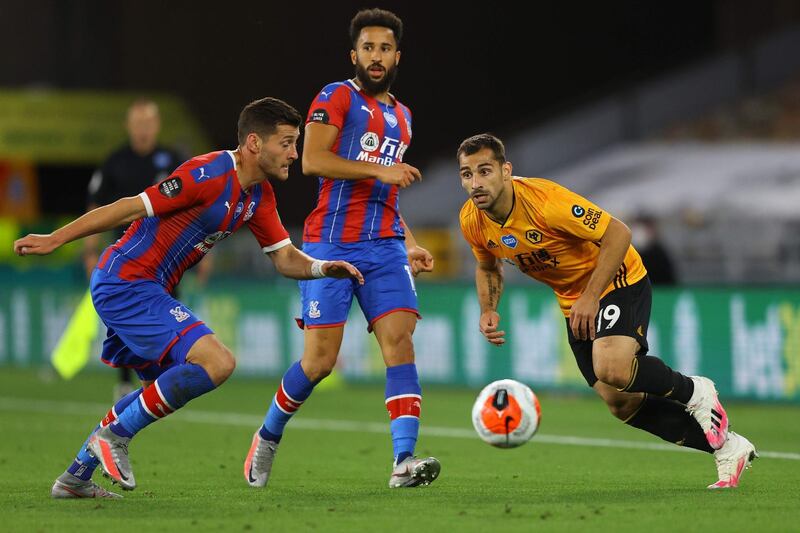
[116,463,128,481]
[248,468,257,484]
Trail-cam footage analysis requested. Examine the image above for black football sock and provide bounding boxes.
[624,394,713,453]
[619,355,694,404]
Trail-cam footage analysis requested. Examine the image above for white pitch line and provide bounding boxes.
[1,396,798,461]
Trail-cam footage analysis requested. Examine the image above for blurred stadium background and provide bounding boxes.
[2,3,800,400]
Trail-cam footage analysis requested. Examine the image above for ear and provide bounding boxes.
[395,50,401,66]
[350,49,357,65]
[246,132,261,154]
[502,161,513,180]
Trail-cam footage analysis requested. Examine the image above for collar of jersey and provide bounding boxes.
[347,78,397,107]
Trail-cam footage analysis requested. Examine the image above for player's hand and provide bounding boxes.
[323,260,365,285]
[479,311,505,346]
[376,163,421,188]
[407,245,434,276]
[569,293,599,341]
[14,233,61,256]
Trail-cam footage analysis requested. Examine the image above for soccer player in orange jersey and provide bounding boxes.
[457,133,757,489]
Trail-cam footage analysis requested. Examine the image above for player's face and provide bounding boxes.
[351,26,400,95]
[459,148,513,211]
[257,125,300,181]
[126,103,160,155]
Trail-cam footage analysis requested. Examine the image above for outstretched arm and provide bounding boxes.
[569,216,632,341]
[302,122,421,188]
[475,257,506,346]
[14,196,147,256]
[401,216,434,276]
[267,244,364,284]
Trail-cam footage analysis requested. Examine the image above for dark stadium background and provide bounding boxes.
[3,0,798,225]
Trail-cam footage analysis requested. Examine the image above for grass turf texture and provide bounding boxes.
[1,367,799,532]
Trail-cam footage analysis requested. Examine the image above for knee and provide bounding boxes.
[301,350,337,382]
[381,329,415,359]
[592,341,633,390]
[604,394,642,421]
[210,345,236,384]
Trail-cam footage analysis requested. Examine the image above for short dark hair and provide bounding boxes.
[349,8,403,48]
[237,97,302,145]
[457,133,506,164]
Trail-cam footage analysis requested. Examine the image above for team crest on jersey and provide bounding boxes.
[384,112,398,128]
[308,300,321,319]
[158,176,182,198]
[170,306,190,323]
[501,234,518,248]
[310,108,329,124]
[243,201,256,221]
[572,205,585,217]
[525,229,542,244]
[360,132,380,152]
[234,202,244,219]
[487,239,499,249]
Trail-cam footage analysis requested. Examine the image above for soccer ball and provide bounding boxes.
[472,379,541,448]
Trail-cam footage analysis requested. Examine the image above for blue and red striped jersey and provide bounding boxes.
[97,150,290,293]
[303,79,413,243]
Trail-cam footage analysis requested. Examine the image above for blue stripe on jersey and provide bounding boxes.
[156,174,234,284]
[190,152,233,183]
[324,180,354,242]
[360,179,388,240]
[106,218,161,277]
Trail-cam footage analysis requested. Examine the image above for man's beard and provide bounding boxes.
[354,62,397,95]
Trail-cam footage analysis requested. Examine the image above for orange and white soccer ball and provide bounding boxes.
[472,379,541,448]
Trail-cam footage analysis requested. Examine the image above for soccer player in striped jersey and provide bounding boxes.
[14,97,364,498]
[245,9,440,489]
[457,133,757,489]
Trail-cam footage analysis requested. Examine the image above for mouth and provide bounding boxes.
[368,65,385,78]
[471,192,489,202]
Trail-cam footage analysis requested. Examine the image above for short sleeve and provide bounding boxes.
[140,169,204,217]
[247,185,291,253]
[306,84,351,131]
[542,183,611,241]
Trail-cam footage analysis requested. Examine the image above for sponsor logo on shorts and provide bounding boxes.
[158,176,182,198]
[308,300,321,319]
[310,108,329,124]
[487,239,499,249]
[170,306,190,323]
[501,234,518,248]
[572,205,585,217]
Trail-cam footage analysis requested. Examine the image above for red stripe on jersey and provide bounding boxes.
[274,381,303,414]
[378,184,399,238]
[339,180,375,242]
[140,381,175,419]
[385,394,421,420]
[303,179,335,242]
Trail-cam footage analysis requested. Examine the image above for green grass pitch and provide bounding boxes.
[1,367,799,532]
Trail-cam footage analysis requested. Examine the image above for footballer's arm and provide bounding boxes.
[14,196,148,256]
[569,216,632,341]
[302,122,420,188]
[266,244,364,284]
[475,256,506,346]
